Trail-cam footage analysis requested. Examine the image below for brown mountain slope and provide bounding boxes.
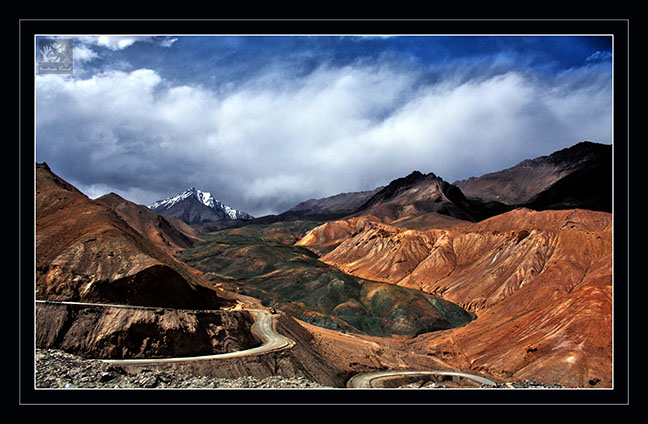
[314,208,611,312]
[294,216,382,256]
[453,141,611,208]
[36,163,233,309]
[389,211,473,231]
[411,244,612,387]
[296,208,612,386]
[95,192,203,254]
[350,171,512,224]
[286,187,384,216]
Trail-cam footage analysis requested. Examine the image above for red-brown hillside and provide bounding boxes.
[36,163,233,309]
[95,192,203,254]
[296,207,613,387]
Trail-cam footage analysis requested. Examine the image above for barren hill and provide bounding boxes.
[286,188,384,217]
[36,163,232,310]
[95,192,203,254]
[454,141,611,211]
[352,171,512,224]
[296,207,612,386]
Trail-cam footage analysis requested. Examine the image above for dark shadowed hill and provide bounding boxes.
[36,163,234,309]
[454,141,611,212]
[351,170,512,223]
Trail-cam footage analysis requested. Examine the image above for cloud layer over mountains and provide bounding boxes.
[36,36,612,217]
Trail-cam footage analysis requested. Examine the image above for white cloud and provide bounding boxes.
[97,36,142,50]
[586,50,612,62]
[159,37,178,48]
[36,60,612,216]
[73,43,99,63]
[76,36,178,51]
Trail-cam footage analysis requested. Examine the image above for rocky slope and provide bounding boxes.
[296,207,612,387]
[36,163,233,310]
[285,187,384,217]
[294,215,383,256]
[36,302,259,359]
[35,163,250,365]
[413,208,613,387]
[95,192,202,254]
[315,208,611,313]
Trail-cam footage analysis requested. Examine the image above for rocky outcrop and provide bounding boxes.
[36,302,259,359]
[351,171,512,223]
[295,215,382,255]
[36,305,348,387]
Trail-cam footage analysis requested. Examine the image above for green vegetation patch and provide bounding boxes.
[179,221,473,336]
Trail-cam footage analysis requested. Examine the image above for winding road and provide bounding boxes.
[346,370,496,388]
[102,308,295,365]
[36,299,497,387]
[35,300,294,365]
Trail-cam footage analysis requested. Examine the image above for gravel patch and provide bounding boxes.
[487,380,564,389]
[35,348,327,389]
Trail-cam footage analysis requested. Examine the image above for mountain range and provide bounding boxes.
[244,140,611,228]
[33,140,615,388]
[161,140,609,232]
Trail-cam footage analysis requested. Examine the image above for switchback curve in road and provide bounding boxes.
[346,370,497,388]
[102,309,295,365]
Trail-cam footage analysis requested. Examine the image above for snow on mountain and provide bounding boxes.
[196,190,215,208]
[148,188,253,221]
[149,188,195,210]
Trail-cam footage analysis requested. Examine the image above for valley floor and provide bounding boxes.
[34,347,563,390]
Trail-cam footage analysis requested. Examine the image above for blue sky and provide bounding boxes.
[35,35,613,216]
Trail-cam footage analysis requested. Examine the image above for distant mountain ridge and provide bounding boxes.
[149,187,253,229]
[350,170,513,224]
[286,187,384,216]
[278,141,612,227]
[143,141,611,233]
[453,141,611,211]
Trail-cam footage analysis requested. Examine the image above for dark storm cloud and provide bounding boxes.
[35,36,612,217]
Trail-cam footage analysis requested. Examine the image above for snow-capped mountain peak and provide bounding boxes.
[149,187,194,210]
[148,187,253,223]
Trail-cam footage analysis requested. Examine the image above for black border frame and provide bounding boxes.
[19,18,630,408]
